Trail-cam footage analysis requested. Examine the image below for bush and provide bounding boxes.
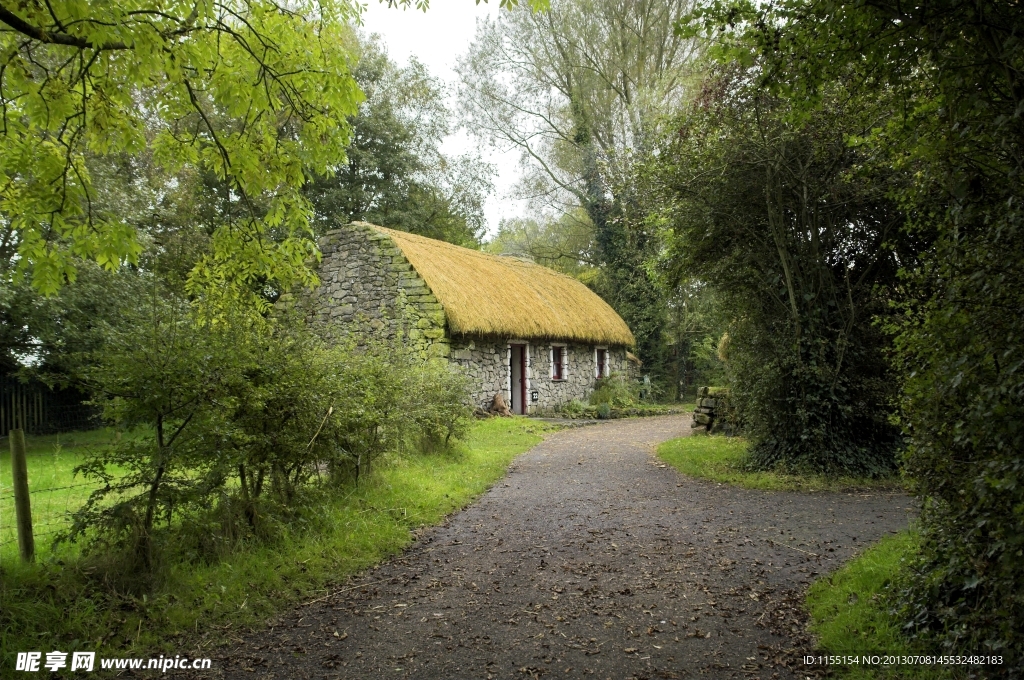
[64,292,471,573]
[896,232,1024,666]
[590,373,641,407]
[406,360,473,453]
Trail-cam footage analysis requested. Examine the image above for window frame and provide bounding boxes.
[594,346,609,379]
[550,344,567,381]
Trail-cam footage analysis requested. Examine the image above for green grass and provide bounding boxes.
[806,530,965,679]
[0,417,551,667]
[0,428,123,561]
[657,433,902,492]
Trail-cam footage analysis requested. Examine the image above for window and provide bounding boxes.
[595,348,608,378]
[551,345,566,380]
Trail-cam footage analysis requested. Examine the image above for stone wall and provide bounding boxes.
[449,338,627,412]
[448,338,507,408]
[312,224,449,360]
[691,386,736,434]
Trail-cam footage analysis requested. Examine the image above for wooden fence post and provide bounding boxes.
[10,428,35,563]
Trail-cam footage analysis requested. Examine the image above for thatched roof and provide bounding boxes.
[361,223,634,346]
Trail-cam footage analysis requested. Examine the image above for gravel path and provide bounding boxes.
[215,415,914,680]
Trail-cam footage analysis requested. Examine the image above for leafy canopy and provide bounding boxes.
[0,0,362,299]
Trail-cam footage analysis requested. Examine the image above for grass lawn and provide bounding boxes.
[0,417,551,665]
[657,432,903,492]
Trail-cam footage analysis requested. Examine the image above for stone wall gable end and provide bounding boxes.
[313,224,449,359]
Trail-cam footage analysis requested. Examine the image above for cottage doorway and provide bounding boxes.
[510,344,527,415]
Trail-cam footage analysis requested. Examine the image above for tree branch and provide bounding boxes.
[0,5,128,50]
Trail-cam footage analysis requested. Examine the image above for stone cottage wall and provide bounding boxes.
[312,224,448,359]
[311,223,631,412]
[448,339,507,408]
[449,338,627,412]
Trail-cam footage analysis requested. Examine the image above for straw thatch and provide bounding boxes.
[361,223,635,346]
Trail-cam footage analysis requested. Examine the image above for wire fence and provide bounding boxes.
[0,422,109,564]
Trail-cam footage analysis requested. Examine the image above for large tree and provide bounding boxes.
[458,0,699,380]
[654,70,910,473]
[305,37,493,247]
[0,0,361,300]
[684,0,1024,662]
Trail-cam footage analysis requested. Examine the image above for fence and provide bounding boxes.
[1,426,103,564]
[0,376,99,435]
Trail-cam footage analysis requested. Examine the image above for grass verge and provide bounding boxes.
[806,530,965,679]
[657,433,902,492]
[0,417,550,668]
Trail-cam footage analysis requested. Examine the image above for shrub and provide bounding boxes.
[407,361,473,452]
[67,293,244,571]
[589,373,640,407]
[64,293,471,572]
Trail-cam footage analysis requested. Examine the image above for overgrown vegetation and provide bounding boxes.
[652,72,908,476]
[0,418,548,665]
[675,0,1024,667]
[58,289,470,578]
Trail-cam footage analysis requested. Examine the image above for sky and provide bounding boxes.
[358,0,528,237]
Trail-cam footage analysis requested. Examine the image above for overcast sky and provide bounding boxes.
[359,0,527,237]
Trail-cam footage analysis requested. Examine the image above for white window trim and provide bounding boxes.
[550,343,567,381]
[594,346,609,379]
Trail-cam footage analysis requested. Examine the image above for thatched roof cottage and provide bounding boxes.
[312,222,635,415]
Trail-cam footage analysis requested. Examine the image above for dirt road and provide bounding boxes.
[215,415,914,679]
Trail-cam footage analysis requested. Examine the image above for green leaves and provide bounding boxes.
[652,68,908,474]
[682,0,1024,660]
[0,0,362,301]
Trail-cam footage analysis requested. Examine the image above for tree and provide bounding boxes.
[71,291,244,570]
[683,0,1024,662]
[458,0,700,380]
[0,0,361,299]
[485,209,599,279]
[653,70,910,473]
[305,37,493,247]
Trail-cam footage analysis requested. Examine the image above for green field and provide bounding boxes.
[0,429,125,561]
[0,417,551,665]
